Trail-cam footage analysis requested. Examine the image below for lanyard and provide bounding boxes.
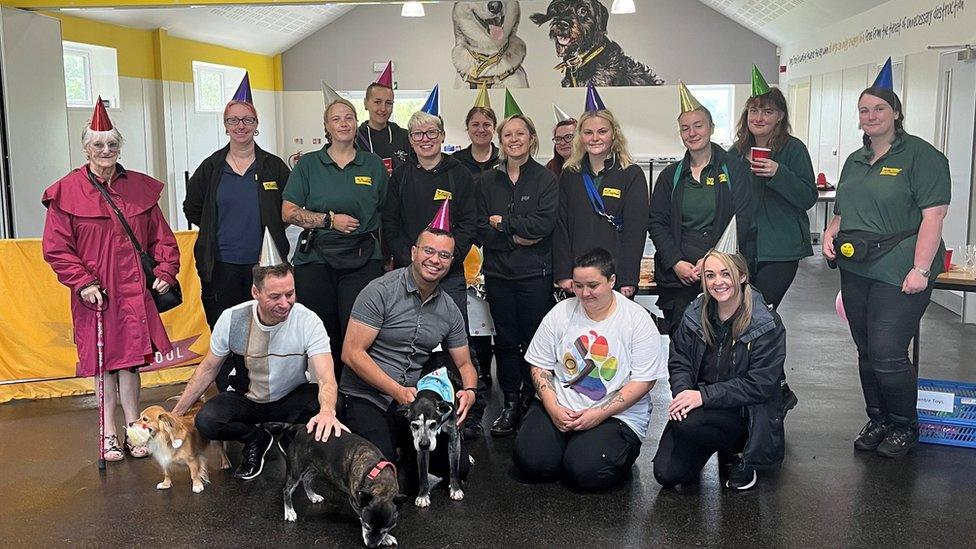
[582,171,623,232]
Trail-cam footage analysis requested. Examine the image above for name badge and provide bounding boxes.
[433,188,453,200]
[262,181,278,190]
[718,173,728,183]
[355,176,373,186]
[705,177,715,186]
[602,188,621,199]
[879,167,902,176]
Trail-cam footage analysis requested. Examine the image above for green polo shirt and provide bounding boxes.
[680,172,717,232]
[834,133,950,286]
[283,147,389,265]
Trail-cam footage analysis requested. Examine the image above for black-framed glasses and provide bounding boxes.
[419,246,453,261]
[552,135,574,144]
[409,129,442,142]
[225,116,258,126]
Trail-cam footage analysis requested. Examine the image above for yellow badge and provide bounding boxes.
[718,173,728,183]
[262,181,278,190]
[840,242,855,258]
[433,189,453,201]
[879,167,902,176]
[355,176,372,186]
[602,188,621,199]
[706,177,715,186]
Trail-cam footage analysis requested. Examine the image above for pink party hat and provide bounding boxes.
[428,199,451,231]
[375,61,394,88]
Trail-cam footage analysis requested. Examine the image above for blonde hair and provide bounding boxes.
[497,114,539,160]
[407,111,444,132]
[323,98,358,142]
[564,110,634,172]
[699,250,753,346]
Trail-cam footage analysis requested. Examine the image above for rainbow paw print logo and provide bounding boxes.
[562,331,618,400]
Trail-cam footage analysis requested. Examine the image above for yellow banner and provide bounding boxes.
[0,231,210,403]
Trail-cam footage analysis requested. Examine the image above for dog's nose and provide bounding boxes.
[487,1,502,15]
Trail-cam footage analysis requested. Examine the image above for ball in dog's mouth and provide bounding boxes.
[126,424,152,447]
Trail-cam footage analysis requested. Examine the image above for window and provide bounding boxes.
[62,41,119,108]
[339,90,429,127]
[192,61,245,113]
[688,84,736,146]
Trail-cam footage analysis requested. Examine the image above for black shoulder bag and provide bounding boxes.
[87,170,183,313]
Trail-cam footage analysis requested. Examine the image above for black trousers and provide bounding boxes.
[294,260,384,379]
[485,275,554,395]
[201,261,254,392]
[754,260,801,310]
[513,402,642,492]
[658,284,703,337]
[342,394,471,495]
[652,407,749,488]
[439,271,487,424]
[195,383,319,442]
[841,269,932,425]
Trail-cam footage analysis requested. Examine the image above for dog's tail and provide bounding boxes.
[263,422,301,452]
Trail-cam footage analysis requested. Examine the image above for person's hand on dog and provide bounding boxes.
[306,408,350,442]
[667,390,703,421]
[546,403,580,432]
[567,408,606,431]
[395,386,417,405]
[455,388,475,426]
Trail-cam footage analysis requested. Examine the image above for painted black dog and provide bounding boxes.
[530,0,664,87]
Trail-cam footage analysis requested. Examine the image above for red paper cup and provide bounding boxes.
[944,248,954,272]
[751,147,771,161]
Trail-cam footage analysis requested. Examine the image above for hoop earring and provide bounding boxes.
[254,129,260,136]
[225,130,230,135]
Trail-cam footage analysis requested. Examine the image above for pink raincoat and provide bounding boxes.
[42,165,179,377]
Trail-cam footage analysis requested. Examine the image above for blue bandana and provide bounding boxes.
[416,367,455,403]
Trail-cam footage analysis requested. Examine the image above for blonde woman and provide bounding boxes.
[553,110,648,298]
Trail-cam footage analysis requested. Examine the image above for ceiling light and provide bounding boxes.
[611,0,636,14]
[401,2,425,17]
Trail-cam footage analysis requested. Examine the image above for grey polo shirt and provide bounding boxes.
[339,267,468,410]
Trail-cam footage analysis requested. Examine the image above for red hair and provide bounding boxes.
[223,100,258,122]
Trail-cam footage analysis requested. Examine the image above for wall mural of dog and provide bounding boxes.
[452,1,529,89]
[530,0,664,87]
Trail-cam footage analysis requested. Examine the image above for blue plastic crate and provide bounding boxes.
[919,419,976,448]
[917,378,976,425]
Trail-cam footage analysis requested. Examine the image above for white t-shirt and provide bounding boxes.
[525,292,668,438]
[211,301,331,403]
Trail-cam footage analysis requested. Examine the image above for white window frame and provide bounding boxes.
[193,64,226,113]
[341,89,430,128]
[688,84,736,146]
[63,44,93,108]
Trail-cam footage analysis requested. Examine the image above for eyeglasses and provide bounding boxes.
[409,129,442,142]
[552,135,574,144]
[225,116,258,127]
[90,141,121,152]
[419,246,453,261]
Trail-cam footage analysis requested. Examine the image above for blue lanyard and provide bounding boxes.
[582,171,623,232]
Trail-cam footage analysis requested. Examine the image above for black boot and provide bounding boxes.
[781,380,798,415]
[234,426,273,480]
[490,392,520,437]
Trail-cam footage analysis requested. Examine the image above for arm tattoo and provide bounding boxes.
[533,369,556,394]
[284,207,326,229]
[600,391,625,411]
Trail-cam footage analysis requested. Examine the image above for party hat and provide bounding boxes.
[872,57,893,90]
[428,198,451,231]
[321,80,342,105]
[375,61,394,88]
[678,81,703,114]
[232,72,253,103]
[258,227,284,267]
[473,83,491,109]
[90,97,113,131]
[503,88,523,118]
[553,104,573,123]
[421,84,440,115]
[751,65,771,97]
[584,80,606,112]
[714,216,738,255]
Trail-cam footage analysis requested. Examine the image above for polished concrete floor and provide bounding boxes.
[3,257,976,548]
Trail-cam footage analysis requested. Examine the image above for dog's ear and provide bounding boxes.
[593,0,609,33]
[436,400,454,421]
[355,490,374,509]
[393,493,409,509]
[396,403,412,418]
[159,412,186,449]
[529,12,552,26]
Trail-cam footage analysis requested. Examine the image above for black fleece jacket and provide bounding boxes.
[382,155,477,276]
[477,158,559,280]
[452,143,499,181]
[355,121,412,173]
[183,144,290,282]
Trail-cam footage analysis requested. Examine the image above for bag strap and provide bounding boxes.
[85,168,146,255]
[672,159,732,194]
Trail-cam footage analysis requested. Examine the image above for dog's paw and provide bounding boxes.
[283,507,298,522]
[192,483,204,494]
[449,487,465,501]
[156,481,172,490]
[219,459,231,470]
[380,533,398,546]
[308,493,324,504]
[414,494,431,508]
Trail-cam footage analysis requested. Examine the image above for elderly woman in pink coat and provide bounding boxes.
[42,100,179,462]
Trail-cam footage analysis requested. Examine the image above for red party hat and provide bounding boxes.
[375,61,394,88]
[428,199,451,231]
[90,97,113,131]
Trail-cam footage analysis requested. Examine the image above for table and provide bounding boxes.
[915,267,976,364]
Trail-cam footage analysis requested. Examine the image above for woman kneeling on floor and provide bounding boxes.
[513,248,668,491]
[653,243,786,491]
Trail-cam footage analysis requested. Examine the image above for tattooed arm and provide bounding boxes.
[568,379,656,432]
[282,200,328,230]
[531,365,578,433]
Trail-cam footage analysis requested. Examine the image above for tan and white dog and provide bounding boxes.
[452,1,529,89]
[126,402,230,493]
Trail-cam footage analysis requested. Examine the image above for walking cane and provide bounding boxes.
[96,305,106,471]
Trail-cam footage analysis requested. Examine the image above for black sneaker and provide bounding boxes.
[234,427,273,480]
[876,423,919,458]
[725,460,758,490]
[853,419,888,451]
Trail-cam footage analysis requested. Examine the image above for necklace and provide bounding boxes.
[227,152,254,175]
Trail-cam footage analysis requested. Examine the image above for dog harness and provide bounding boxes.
[416,367,455,402]
[460,44,521,87]
[553,44,606,87]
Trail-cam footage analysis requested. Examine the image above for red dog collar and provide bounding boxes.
[367,460,396,480]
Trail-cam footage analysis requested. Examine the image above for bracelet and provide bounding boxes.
[461,387,477,394]
[324,211,334,230]
[913,265,931,278]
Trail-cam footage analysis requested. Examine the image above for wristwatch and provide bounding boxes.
[913,265,931,277]
[324,211,334,230]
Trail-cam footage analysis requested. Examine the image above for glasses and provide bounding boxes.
[409,129,442,142]
[552,135,574,144]
[419,246,453,261]
[90,141,120,152]
[225,116,258,127]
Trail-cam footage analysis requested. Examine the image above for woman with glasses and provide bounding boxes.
[554,110,647,299]
[545,118,577,177]
[478,113,559,437]
[184,97,292,387]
